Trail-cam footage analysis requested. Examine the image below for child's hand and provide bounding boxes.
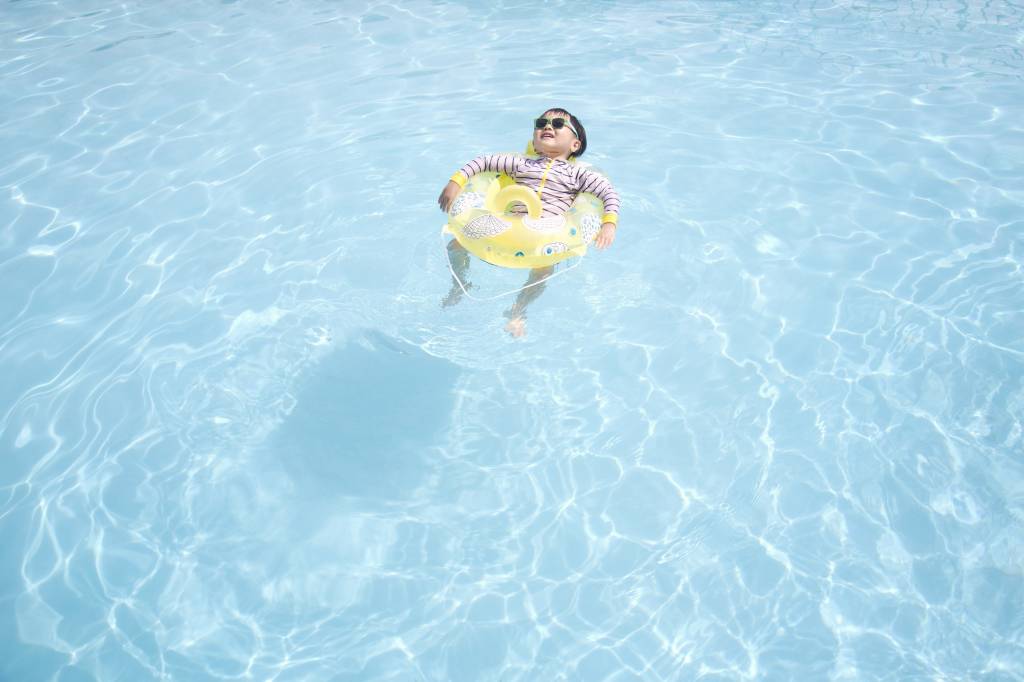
[438,181,461,213]
[594,223,616,250]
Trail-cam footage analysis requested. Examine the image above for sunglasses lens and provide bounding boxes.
[536,117,568,129]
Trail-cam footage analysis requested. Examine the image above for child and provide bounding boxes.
[438,108,620,338]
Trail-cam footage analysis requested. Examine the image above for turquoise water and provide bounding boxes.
[2,1,1023,680]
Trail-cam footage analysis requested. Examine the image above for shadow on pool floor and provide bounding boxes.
[270,330,461,503]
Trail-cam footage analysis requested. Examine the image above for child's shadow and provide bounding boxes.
[271,330,460,504]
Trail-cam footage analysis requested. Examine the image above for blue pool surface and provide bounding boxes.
[2,1,1023,680]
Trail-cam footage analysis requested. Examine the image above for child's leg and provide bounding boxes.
[503,265,554,337]
[442,239,471,307]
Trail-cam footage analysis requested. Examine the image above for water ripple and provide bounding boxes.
[2,1,1023,680]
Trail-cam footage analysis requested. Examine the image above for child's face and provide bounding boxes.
[532,110,581,159]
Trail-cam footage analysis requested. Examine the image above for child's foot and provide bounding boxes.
[504,316,526,338]
[441,283,469,308]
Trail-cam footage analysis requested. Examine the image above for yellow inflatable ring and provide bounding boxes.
[443,171,605,269]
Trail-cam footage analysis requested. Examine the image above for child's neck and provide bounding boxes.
[537,149,570,161]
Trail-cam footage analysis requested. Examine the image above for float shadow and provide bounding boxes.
[271,330,459,502]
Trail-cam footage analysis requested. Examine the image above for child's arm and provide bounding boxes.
[578,168,621,250]
[439,154,524,213]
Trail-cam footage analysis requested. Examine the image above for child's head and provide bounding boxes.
[533,108,588,159]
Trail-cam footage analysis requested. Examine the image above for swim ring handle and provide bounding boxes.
[484,181,542,220]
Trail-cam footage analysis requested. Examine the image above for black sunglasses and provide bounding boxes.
[534,117,578,137]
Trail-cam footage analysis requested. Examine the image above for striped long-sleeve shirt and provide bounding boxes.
[453,154,620,222]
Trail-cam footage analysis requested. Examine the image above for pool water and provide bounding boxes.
[2,1,1023,680]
